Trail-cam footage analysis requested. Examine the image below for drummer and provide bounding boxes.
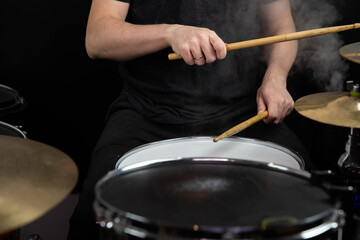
[68,0,312,239]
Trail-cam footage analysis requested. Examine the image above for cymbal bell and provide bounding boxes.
[0,135,78,234]
[339,42,360,64]
[294,91,360,128]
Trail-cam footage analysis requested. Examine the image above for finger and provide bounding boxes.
[274,104,289,124]
[286,107,294,116]
[277,101,294,123]
[201,43,217,63]
[209,34,227,59]
[179,48,196,65]
[266,111,278,124]
[276,105,293,124]
[257,99,273,124]
[276,109,285,124]
[260,101,281,124]
[257,97,267,115]
[191,49,206,66]
[286,102,295,116]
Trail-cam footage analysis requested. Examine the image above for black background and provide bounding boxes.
[0,0,359,191]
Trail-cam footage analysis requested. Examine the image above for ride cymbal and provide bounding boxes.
[0,135,78,234]
[295,91,360,128]
[339,42,360,64]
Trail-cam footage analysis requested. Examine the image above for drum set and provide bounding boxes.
[93,43,360,240]
[0,84,78,239]
[0,44,359,240]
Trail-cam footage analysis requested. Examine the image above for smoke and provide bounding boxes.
[289,0,349,91]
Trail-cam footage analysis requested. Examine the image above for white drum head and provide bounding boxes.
[115,137,304,170]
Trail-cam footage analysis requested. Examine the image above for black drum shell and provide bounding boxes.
[94,158,344,240]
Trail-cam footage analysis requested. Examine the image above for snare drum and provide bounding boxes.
[0,121,27,139]
[95,158,344,240]
[116,137,305,170]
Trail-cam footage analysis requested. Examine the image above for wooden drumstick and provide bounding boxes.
[168,23,360,61]
[213,111,269,143]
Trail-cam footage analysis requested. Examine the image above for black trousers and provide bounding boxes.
[67,107,311,240]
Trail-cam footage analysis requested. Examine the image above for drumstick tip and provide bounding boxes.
[213,135,225,142]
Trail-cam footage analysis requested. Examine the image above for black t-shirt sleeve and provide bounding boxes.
[116,0,130,2]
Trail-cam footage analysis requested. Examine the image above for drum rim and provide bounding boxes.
[0,121,27,139]
[115,136,305,170]
[95,158,341,237]
[0,84,26,114]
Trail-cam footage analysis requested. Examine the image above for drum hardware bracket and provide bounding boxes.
[346,80,360,97]
[311,170,337,182]
[338,80,360,176]
[338,128,360,176]
[310,170,358,193]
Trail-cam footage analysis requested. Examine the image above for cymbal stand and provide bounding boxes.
[338,127,360,175]
[336,127,360,240]
[338,81,360,175]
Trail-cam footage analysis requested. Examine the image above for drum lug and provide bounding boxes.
[16,127,27,135]
[338,210,346,228]
[19,97,25,105]
[13,125,28,138]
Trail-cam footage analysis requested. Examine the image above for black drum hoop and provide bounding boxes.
[0,121,27,139]
[0,84,26,117]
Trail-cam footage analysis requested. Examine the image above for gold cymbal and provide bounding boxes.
[294,91,360,128]
[339,42,360,64]
[0,135,78,234]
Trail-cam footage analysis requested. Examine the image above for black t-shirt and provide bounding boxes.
[111,0,269,123]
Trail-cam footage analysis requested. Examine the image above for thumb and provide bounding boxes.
[257,98,267,115]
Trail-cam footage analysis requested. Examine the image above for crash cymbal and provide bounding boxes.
[339,42,360,64]
[0,135,78,234]
[295,91,360,128]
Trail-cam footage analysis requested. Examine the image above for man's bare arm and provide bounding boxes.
[85,0,226,65]
[257,0,298,124]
